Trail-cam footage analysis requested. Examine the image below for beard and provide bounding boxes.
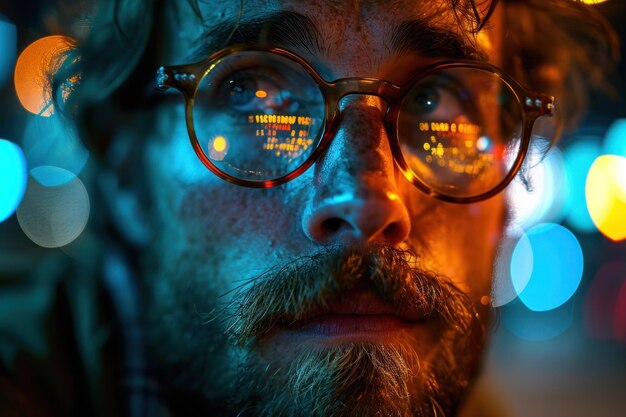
[142,243,485,417]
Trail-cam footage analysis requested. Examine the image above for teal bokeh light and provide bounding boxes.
[604,119,626,157]
[511,223,584,312]
[0,17,17,88]
[562,139,601,233]
[501,298,575,341]
[0,139,28,223]
[23,115,89,183]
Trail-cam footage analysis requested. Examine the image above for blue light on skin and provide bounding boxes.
[604,119,626,157]
[0,17,17,88]
[0,139,27,223]
[562,138,601,233]
[511,223,584,312]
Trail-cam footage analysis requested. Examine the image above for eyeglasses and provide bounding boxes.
[156,45,555,203]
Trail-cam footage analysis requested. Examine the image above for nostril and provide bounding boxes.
[303,194,411,246]
[382,222,401,241]
[320,217,346,235]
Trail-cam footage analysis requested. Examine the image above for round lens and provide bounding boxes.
[191,51,325,182]
[397,66,523,199]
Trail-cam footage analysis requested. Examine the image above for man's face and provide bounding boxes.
[138,0,506,415]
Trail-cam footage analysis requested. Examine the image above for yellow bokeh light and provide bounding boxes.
[580,0,608,4]
[255,90,268,98]
[14,35,73,116]
[586,155,626,241]
[213,136,227,152]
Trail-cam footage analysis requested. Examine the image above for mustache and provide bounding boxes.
[211,245,480,347]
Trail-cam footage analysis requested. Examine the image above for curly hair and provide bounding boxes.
[51,0,619,154]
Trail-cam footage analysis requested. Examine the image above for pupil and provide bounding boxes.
[414,88,439,115]
[228,78,256,107]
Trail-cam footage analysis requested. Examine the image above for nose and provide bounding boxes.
[302,95,411,246]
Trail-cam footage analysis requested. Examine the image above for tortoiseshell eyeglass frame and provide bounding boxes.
[156,45,556,204]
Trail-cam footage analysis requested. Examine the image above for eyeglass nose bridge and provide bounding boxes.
[324,77,403,105]
[320,77,404,143]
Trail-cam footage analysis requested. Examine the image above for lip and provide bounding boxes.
[282,284,429,340]
[295,314,414,337]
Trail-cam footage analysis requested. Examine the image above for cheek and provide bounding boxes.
[403,186,505,297]
[143,120,308,285]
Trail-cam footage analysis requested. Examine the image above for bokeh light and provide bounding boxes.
[14,35,72,116]
[501,298,576,341]
[562,138,602,233]
[0,17,17,88]
[16,166,90,248]
[492,225,532,307]
[22,114,89,181]
[584,262,626,340]
[603,118,626,157]
[586,155,626,241]
[511,223,584,312]
[0,139,28,223]
[507,141,567,230]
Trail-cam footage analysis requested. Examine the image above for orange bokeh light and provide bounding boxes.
[14,35,73,116]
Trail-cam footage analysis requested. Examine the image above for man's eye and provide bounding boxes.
[211,71,299,113]
[412,86,440,115]
[226,77,257,108]
[407,82,467,121]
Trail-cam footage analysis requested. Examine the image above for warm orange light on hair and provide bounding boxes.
[14,35,72,116]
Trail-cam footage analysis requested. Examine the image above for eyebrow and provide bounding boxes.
[188,10,484,63]
[389,19,486,61]
[187,11,323,62]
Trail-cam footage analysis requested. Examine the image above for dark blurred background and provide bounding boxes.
[1,1,625,416]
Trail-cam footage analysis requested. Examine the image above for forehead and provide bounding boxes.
[162,0,499,71]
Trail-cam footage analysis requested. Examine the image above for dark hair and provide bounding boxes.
[51,0,619,153]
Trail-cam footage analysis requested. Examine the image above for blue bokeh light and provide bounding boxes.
[29,165,77,187]
[562,138,601,233]
[493,226,533,307]
[501,298,575,341]
[0,17,17,88]
[511,223,584,312]
[0,139,28,223]
[604,118,626,157]
[22,115,89,183]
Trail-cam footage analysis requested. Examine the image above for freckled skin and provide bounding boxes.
[140,0,506,413]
